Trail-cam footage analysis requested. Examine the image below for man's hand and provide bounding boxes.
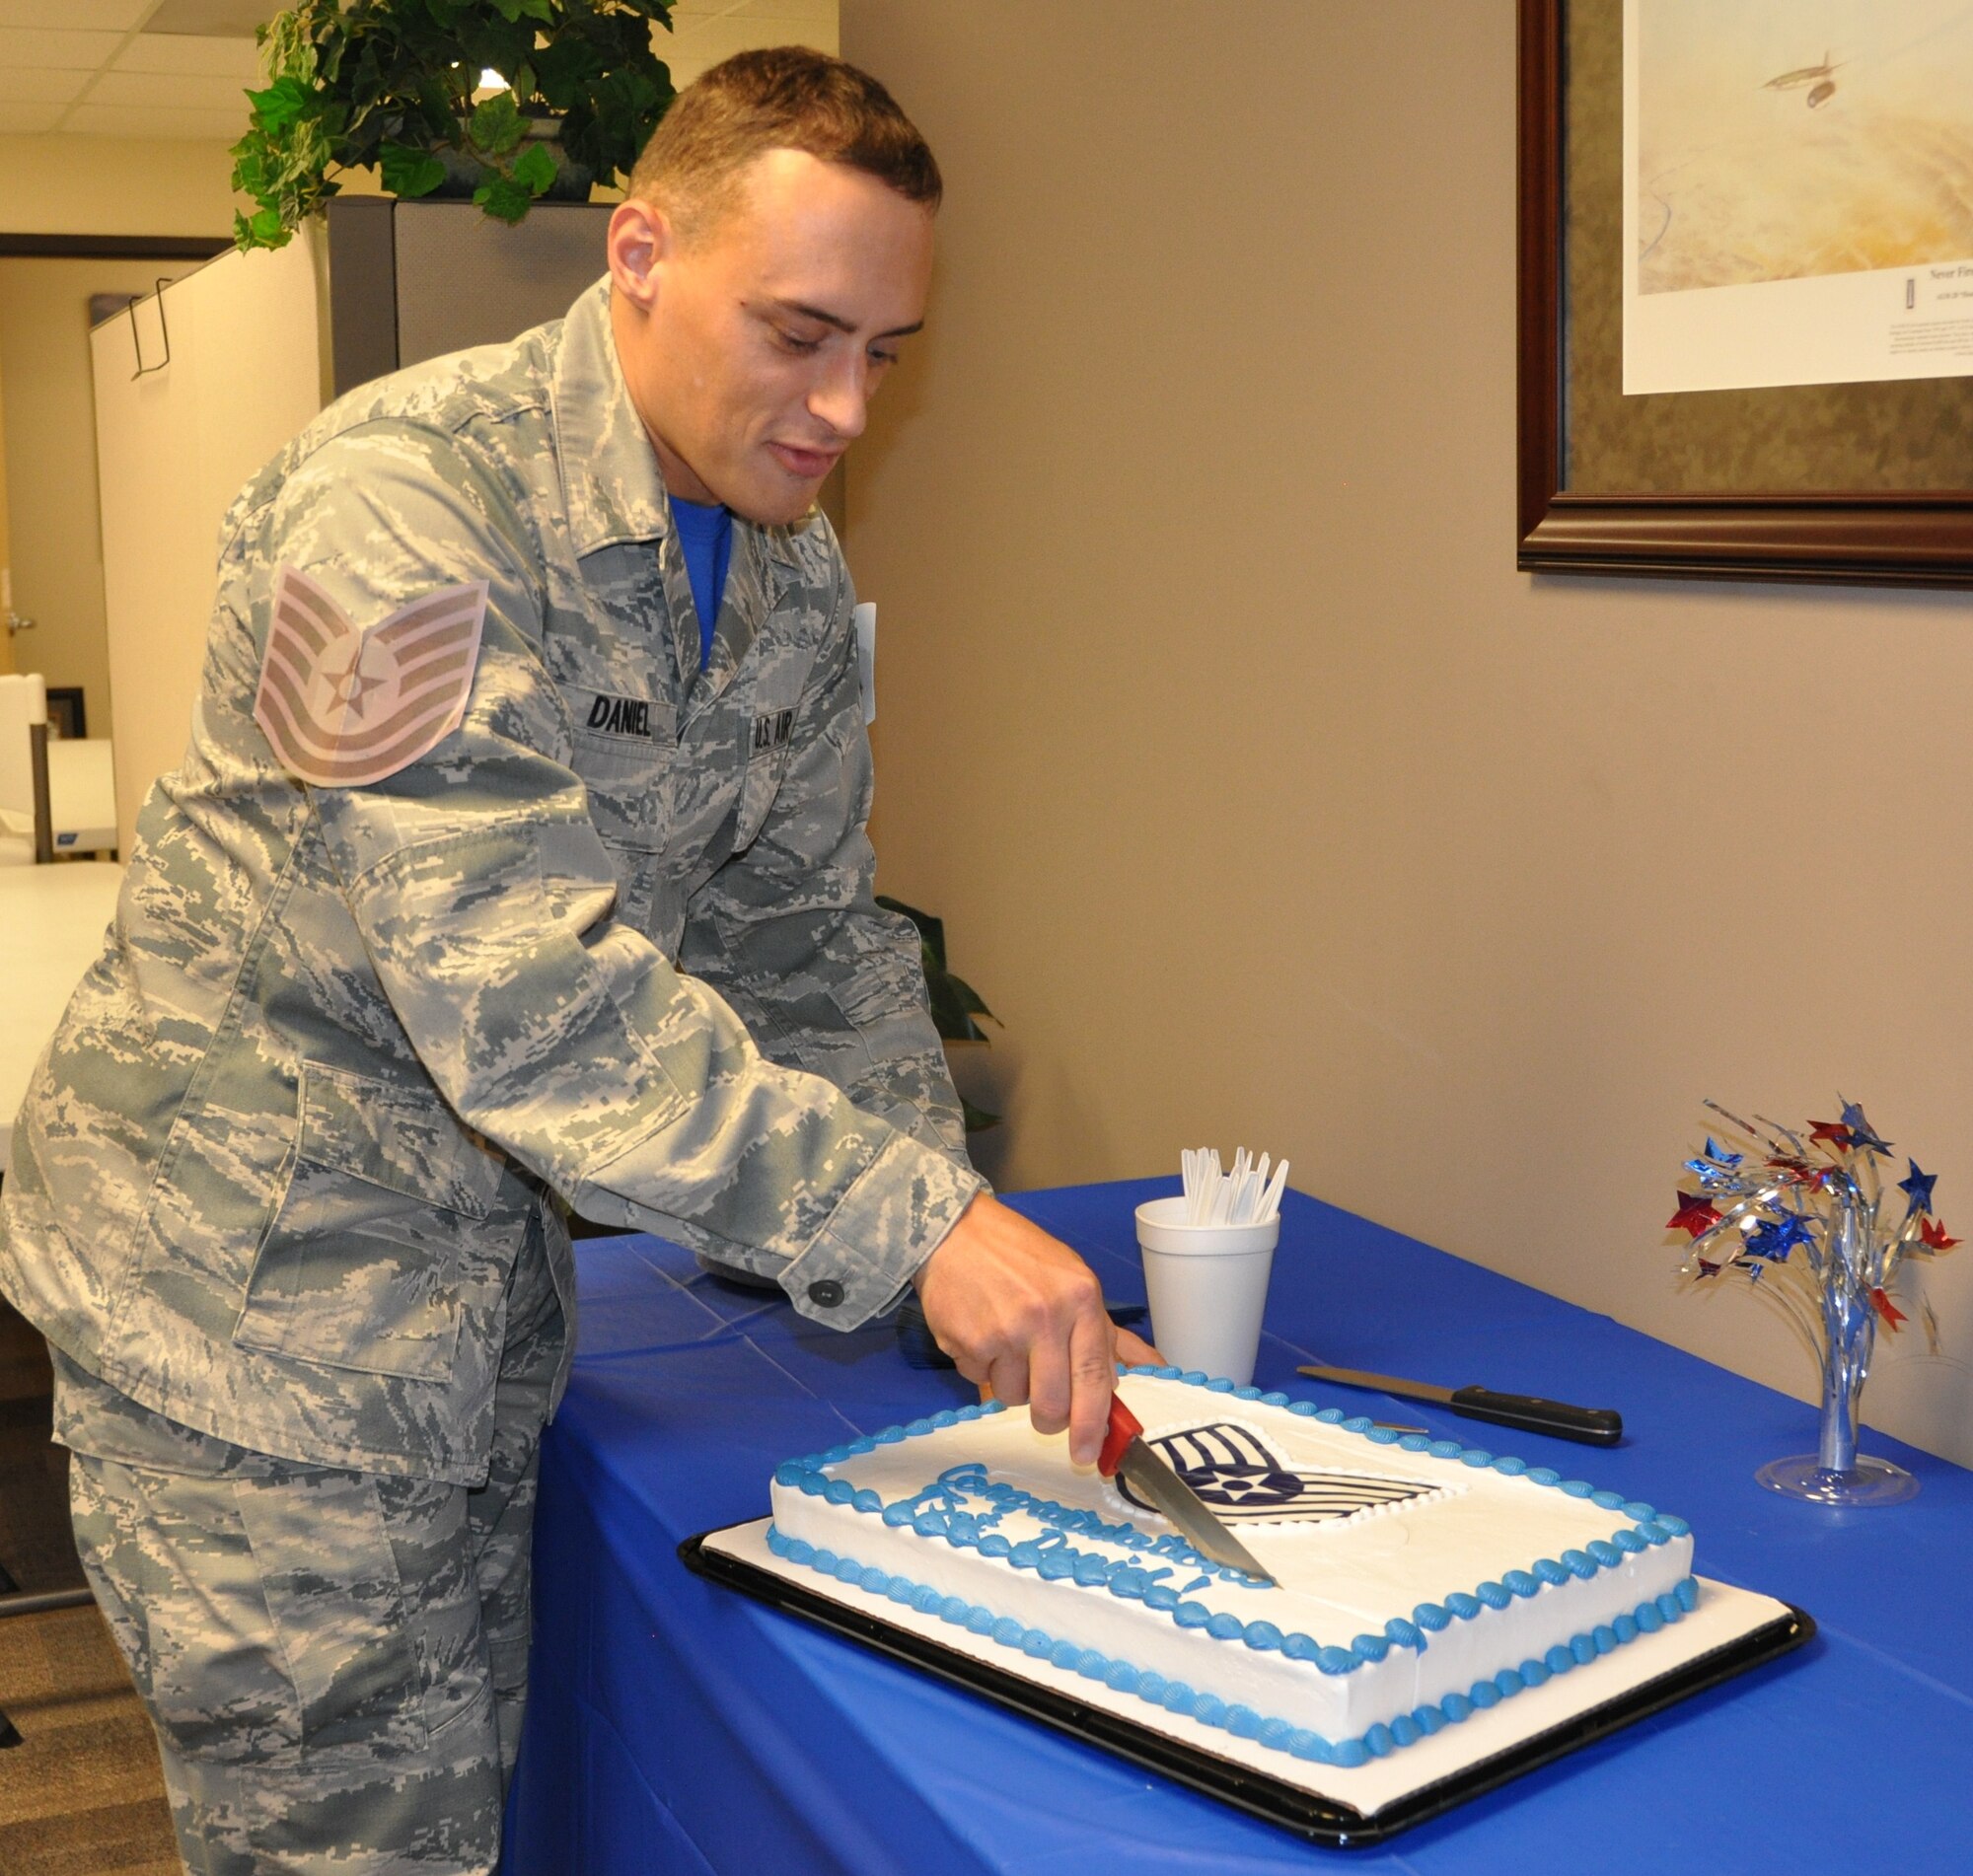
[913,1192,1155,1466]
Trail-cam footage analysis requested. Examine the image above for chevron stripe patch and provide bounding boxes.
[254,564,488,787]
[1116,1420,1438,1523]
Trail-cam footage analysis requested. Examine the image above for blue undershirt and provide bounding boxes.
[669,495,734,670]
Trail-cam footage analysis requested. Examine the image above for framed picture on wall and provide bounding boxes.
[1518,0,1973,586]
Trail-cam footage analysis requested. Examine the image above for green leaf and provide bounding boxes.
[242,205,290,251]
[247,74,311,134]
[512,60,536,102]
[469,89,526,156]
[512,139,557,195]
[379,140,448,199]
[517,0,555,21]
[473,174,535,223]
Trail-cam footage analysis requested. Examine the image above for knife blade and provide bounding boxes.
[1295,1365,1623,1447]
[1099,1396,1276,1583]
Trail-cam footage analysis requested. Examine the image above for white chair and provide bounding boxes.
[0,674,52,866]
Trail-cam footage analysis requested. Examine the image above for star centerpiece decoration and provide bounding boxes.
[1665,1099,1958,1504]
[1665,1099,1955,1342]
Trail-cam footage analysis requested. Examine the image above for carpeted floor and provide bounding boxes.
[0,1302,177,1873]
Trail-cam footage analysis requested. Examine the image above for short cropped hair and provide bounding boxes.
[628,46,941,242]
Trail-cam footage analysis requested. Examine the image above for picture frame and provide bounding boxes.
[1516,0,1973,587]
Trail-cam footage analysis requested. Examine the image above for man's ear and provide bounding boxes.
[607,198,671,312]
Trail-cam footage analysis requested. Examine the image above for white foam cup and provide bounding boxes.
[1134,1195,1280,1388]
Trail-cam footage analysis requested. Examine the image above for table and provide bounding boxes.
[0,862,121,1161]
[503,1181,1972,1873]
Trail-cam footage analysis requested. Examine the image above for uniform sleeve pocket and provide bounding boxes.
[233,1061,502,1381]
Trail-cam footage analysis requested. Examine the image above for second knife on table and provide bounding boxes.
[1296,1365,1623,1446]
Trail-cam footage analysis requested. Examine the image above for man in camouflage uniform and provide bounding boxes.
[0,50,1147,1874]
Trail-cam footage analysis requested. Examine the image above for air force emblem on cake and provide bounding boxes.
[254,564,488,787]
[1116,1422,1438,1523]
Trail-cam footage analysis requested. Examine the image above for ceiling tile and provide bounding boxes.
[87,67,256,110]
[61,100,244,139]
[0,67,93,105]
[114,32,263,78]
[142,0,272,33]
[0,0,154,30]
[0,98,62,133]
[0,27,123,68]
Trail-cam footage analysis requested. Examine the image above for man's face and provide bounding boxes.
[608,149,934,526]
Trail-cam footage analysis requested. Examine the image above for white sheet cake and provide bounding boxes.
[767,1367,1697,1768]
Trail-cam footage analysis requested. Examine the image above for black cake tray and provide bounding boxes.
[680,1522,1815,1848]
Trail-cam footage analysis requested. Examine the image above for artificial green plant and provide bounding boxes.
[231,0,675,250]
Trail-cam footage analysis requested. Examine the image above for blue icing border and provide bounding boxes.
[777,1367,1691,1674]
[766,1522,1701,1770]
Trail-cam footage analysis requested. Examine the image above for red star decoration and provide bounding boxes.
[1767,1155,1812,1181]
[1920,1216,1959,1251]
[1667,1191,1723,1238]
[1869,1288,1908,1329]
[1807,1119,1853,1151]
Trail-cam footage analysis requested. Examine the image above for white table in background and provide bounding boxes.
[0,862,122,1162]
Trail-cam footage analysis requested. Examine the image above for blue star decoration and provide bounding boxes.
[1683,1137,1744,1184]
[1898,1158,1937,1218]
[1839,1098,1892,1158]
[1743,1213,1815,1262]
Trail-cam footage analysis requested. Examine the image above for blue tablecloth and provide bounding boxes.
[502,1182,1973,1872]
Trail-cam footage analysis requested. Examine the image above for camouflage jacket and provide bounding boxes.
[0,276,984,1485]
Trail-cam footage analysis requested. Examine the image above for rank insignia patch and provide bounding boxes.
[254,565,488,787]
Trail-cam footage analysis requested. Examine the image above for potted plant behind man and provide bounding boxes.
[231,0,677,252]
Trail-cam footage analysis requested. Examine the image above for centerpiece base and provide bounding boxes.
[1755,1453,1919,1506]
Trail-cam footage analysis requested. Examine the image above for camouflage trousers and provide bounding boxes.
[52,1225,564,1876]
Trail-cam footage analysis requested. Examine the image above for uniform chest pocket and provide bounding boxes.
[233,1061,504,1382]
[564,685,674,853]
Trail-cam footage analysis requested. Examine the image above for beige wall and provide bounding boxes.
[0,135,237,239]
[0,133,235,727]
[840,2,1973,1467]
[0,256,202,737]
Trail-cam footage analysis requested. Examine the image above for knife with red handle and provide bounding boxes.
[1098,1396,1276,1583]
